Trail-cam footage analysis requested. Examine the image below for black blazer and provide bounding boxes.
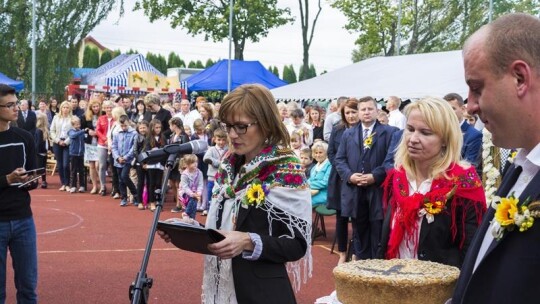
[452,165,540,303]
[231,204,307,304]
[143,107,172,136]
[17,110,37,134]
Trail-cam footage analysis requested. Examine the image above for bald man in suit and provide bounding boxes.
[452,13,540,304]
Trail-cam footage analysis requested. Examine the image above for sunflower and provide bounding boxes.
[424,201,444,215]
[495,196,519,227]
[246,184,265,205]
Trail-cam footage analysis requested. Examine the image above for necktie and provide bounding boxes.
[23,111,27,121]
[363,128,369,140]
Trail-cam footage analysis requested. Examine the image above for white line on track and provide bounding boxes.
[39,248,179,254]
[34,207,84,235]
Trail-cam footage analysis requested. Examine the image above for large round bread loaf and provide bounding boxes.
[333,259,460,304]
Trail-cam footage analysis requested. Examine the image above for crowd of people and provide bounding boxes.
[3,12,540,304]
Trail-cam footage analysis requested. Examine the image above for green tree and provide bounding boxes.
[309,64,317,79]
[83,46,100,68]
[112,49,122,58]
[167,52,185,68]
[298,0,322,82]
[146,52,167,74]
[195,60,204,68]
[0,0,121,98]
[282,64,297,84]
[205,59,215,68]
[187,60,197,68]
[126,49,139,54]
[134,0,293,60]
[332,0,539,61]
[272,66,279,78]
[100,50,113,66]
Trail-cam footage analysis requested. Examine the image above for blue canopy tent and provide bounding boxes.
[186,60,287,92]
[0,72,24,92]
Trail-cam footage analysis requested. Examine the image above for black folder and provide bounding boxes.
[157,220,225,255]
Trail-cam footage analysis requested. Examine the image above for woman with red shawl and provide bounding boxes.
[378,97,486,268]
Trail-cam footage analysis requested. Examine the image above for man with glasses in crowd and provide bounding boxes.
[0,84,38,303]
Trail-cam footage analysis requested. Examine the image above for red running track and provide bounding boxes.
[6,176,341,303]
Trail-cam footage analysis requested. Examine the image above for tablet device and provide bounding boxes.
[157,220,225,255]
[17,175,42,188]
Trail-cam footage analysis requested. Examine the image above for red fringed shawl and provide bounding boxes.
[382,164,486,259]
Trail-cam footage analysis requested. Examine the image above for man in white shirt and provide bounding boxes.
[173,99,201,131]
[323,96,347,141]
[385,96,406,130]
[452,13,540,304]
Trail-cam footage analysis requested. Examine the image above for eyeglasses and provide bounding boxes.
[219,121,258,135]
[0,101,20,110]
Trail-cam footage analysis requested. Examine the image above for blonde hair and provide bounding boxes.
[36,112,49,141]
[71,116,81,126]
[85,99,102,121]
[311,141,328,154]
[394,97,463,179]
[111,106,127,121]
[182,154,198,165]
[58,101,73,118]
[219,84,290,147]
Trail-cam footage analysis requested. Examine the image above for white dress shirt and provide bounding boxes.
[388,109,406,130]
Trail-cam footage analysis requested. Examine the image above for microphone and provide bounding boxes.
[137,140,208,164]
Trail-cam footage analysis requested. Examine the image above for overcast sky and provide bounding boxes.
[89,0,357,75]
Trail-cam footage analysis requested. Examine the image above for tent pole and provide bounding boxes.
[32,0,36,103]
[227,0,234,93]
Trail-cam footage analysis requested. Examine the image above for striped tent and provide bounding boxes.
[83,54,165,94]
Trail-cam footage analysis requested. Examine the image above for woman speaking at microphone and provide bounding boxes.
[158,84,312,303]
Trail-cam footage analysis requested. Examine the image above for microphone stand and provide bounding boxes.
[130,152,180,304]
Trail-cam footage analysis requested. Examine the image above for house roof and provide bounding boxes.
[83,35,110,52]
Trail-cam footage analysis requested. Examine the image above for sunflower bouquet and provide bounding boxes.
[491,195,540,240]
[242,179,269,208]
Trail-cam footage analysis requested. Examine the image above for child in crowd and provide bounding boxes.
[35,113,49,188]
[176,154,203,218]
[202,129,229,216]
[183,125,192,137]
[67,116,86,193]
[299,147,314,179]
[291,130,306,158]
[134,121,149,210]
[286,108,313,147]
[191,119,209,211]
[308,141,331,207]
[168,117,190,211]
[112,115,139,207]
[145,119,166,212]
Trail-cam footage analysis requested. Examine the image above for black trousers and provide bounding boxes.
[38,154,47,182]
[70,155,85,188]
[147,169,163,203]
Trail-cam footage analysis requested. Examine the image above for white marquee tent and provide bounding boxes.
[271,50,468,100]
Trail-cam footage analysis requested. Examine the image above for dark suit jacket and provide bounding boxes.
[326,125,346,210]
[143,107,172,136]
[453,164,540,303]
[382,129,403,170]
[231,203,307,304]
[461,122,482,166]
[334,121,398,219]
[17,110,37,134]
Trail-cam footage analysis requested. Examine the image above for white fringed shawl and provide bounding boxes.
[202,146,312,303]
